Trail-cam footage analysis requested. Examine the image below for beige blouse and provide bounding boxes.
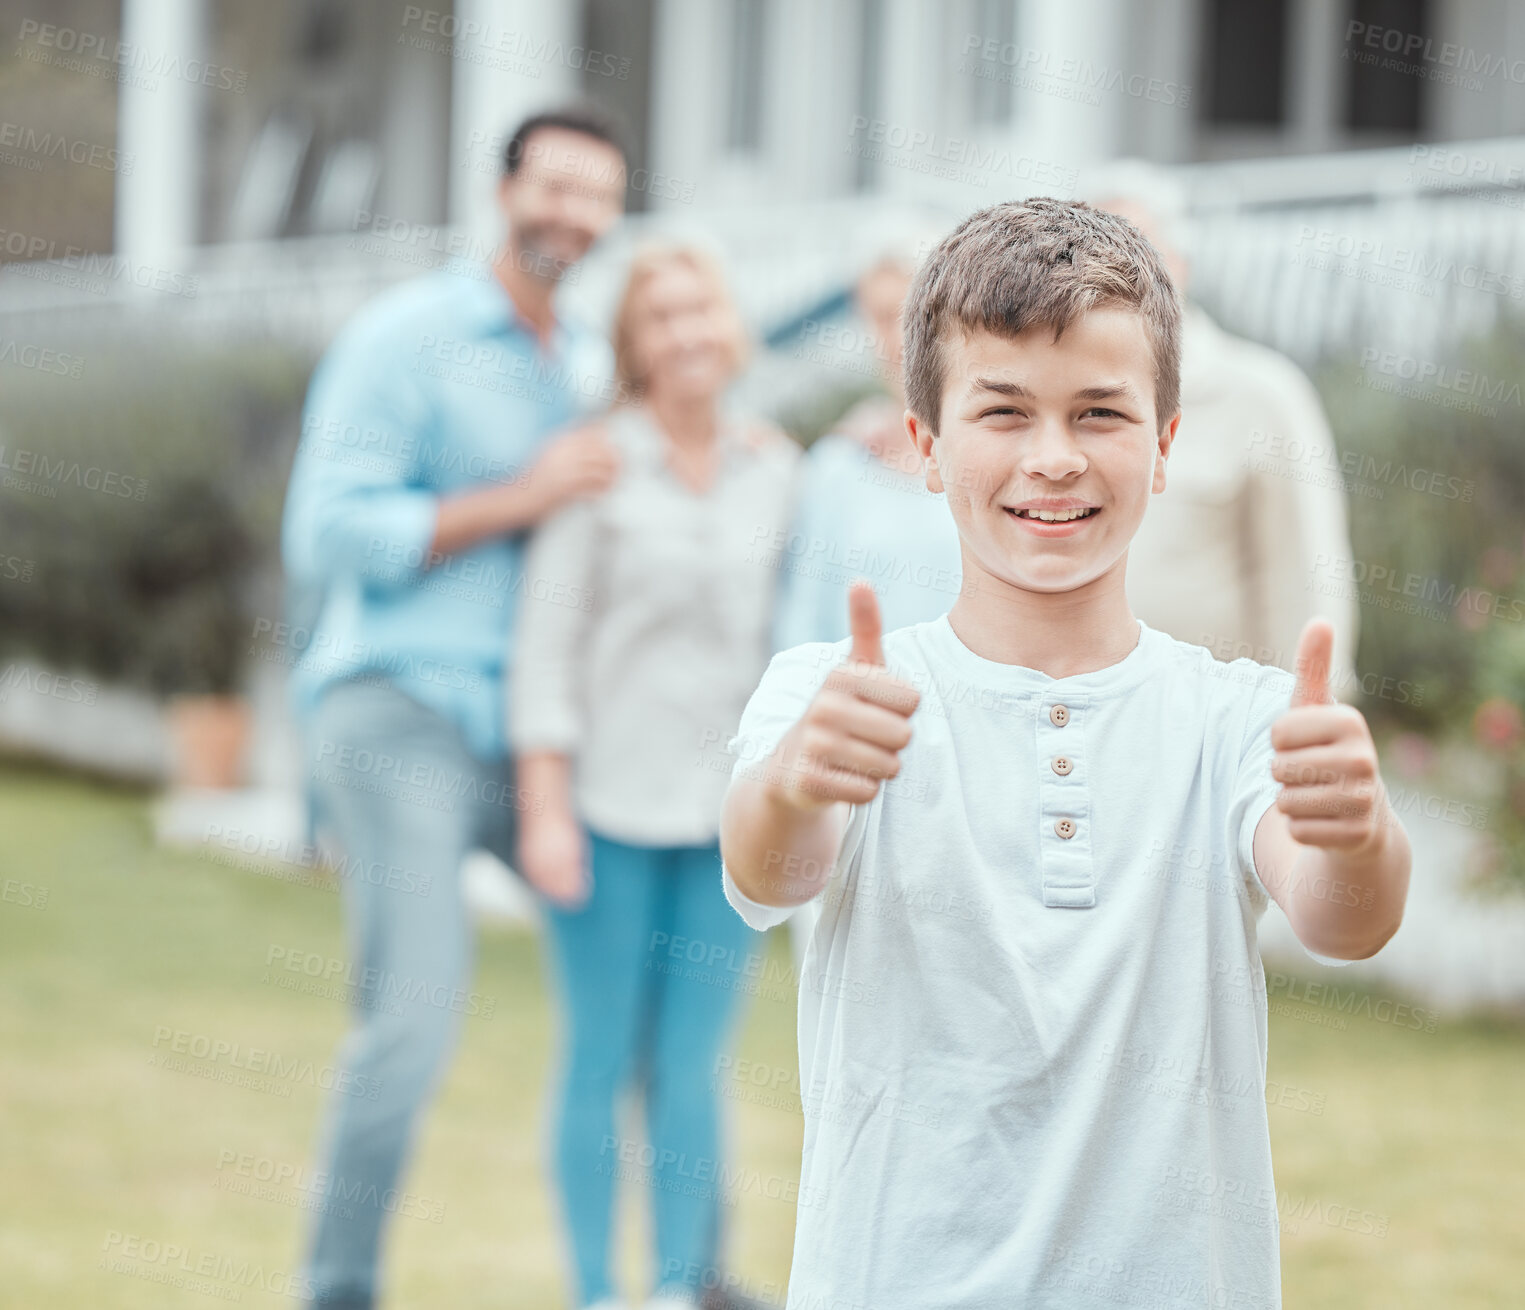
[509,405,801,845]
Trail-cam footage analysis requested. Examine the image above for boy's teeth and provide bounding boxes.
[1020,507,1093,521]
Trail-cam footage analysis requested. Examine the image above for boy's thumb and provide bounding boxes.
[1290,618,1335,708]
[847,580,885,668]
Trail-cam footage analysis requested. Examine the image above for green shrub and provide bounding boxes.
[1314,318,1525,893]
[0,332,313,695]
[1315,318,1525,734]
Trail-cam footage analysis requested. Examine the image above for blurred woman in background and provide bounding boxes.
[509,244,800,1310]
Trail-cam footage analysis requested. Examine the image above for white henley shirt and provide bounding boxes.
[722,613,1339,1310]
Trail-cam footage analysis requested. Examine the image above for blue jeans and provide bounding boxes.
[543,828,764,1306]
[299,679,521,1308]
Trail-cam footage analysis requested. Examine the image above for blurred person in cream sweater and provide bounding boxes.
[1086,163,1359,696]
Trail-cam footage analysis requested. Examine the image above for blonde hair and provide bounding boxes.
[611,244,749,398]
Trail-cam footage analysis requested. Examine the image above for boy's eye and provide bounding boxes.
[1081,407,1125,420]
[980,406,1019,419]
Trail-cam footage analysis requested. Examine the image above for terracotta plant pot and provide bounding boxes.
[168,695,251,790]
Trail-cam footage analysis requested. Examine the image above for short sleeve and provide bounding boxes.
[1232,660,1356,967]
[1232,663,1296,890]
[720,639,869,931]
[722,865,797,931]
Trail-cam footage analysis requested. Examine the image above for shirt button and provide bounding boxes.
[1049,704,1070,727]
[1052,756,1073,776]
[1054,818,1076,839]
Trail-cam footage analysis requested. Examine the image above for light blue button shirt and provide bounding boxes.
[771,432,964,652]
[281,266,614,759]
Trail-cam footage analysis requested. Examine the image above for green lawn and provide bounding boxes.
[1,763,1522,1309]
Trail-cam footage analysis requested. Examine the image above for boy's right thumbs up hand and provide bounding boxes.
[772,581,922,811]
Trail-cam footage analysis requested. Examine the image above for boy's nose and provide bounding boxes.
[1020,422,1087,480]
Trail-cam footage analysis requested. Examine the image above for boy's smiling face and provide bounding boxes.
[908,305,1179,597]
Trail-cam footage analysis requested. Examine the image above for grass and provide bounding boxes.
[1,762,1522,1308]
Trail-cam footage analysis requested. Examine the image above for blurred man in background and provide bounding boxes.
[1085,164,1359,692]
[280,106,627,1309]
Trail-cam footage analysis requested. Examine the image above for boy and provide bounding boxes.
[718,199,1411,1309]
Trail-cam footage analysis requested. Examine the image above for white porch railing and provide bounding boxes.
[1180,136,1525,365]
[2,138,1521,374]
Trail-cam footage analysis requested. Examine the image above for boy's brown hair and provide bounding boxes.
[902,197,1182,432]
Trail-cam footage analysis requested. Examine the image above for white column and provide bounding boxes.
[767,0,859,201]
[648,0,724,209]
[382,23,452,225]
[875,0,947,203]
[114,0,206,263]
[448,0,580,249]
[1017,0,1125,171]
[1287,0,1344,153]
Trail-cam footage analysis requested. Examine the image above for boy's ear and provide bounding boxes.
[1153,412,1181,495]
[906,410,943,494]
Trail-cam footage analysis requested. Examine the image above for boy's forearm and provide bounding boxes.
[719,771,846,908]
[1282,807,1411,960]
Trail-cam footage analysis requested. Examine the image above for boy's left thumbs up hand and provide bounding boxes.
[1269,619,1386,853]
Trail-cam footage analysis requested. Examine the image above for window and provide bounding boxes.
[1344,0,1427,132]
[1203,0,1289,126]
[581,0,654,210]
